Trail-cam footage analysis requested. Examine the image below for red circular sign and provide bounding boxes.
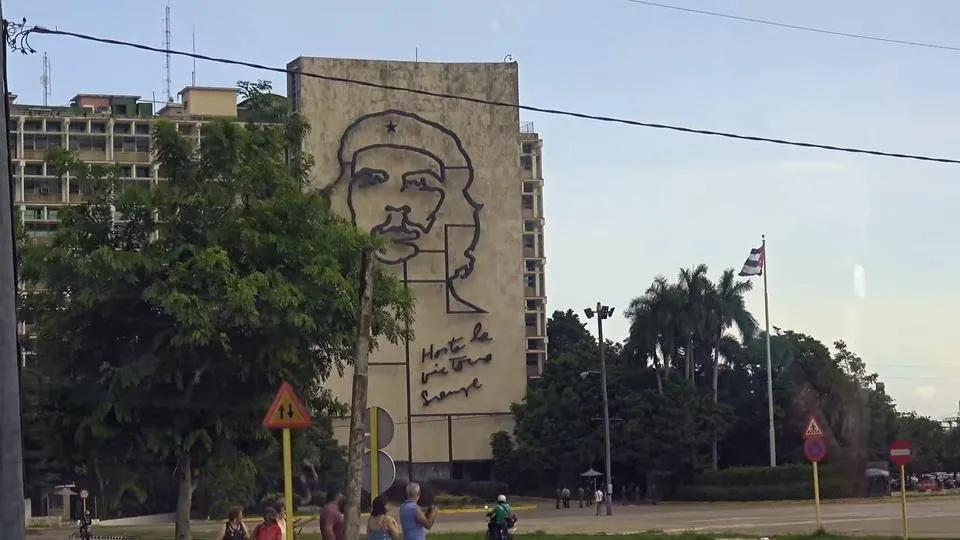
[889,439,912,466]
[804,437,827,463]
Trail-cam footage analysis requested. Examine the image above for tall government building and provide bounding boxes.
[287,57,547,480]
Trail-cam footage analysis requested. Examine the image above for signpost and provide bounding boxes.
[263,382,312,540]
[890,439,912,539]
[363,406,396,496]
[803,416,826,530]
[79,489,89,517]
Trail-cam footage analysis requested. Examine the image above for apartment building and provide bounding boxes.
[8,87,240,242]
[520,123,547,379]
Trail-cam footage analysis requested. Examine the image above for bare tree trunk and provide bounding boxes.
[710,334,721,471]
[343,248,375,540]
[174,453,196,540]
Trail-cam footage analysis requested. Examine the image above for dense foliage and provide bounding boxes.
[494,266,958,499]
[18,81,412,538]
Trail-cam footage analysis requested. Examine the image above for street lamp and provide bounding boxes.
[583,302,614,516]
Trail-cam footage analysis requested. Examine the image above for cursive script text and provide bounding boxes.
[421,378,483,407]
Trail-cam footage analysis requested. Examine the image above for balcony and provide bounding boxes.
[69,135,108,162]
[21,178,63,203]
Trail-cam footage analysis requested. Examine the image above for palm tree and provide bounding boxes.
[706,268,758,470]
[626,276,683,394]
[677,265,712,384]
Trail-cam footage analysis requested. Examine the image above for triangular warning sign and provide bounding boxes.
[804,416,824,439]
[262,382,312,429]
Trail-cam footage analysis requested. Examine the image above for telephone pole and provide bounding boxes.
[0,0,29,536]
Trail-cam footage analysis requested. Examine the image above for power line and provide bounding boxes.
[623,0,960,53]
[9,22,960,165]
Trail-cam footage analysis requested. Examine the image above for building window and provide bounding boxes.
[520,155,533,170]
[134,123,151,135]
[23,121,42,132]
[522,143,534,154]
[522,195,534,209]
[113,123,132,135]
[523,274,536,289]
[525,314,537,328]
[524,220,537,232]
[69,136,107,152]
[525,260,539,272]
[68,122,86,134]
[23,163,43,176]
[526,353,540,365]
[523,234,535,249]
[527,338,545,351]
[46,121,62,132]
[525,299,539,310]
[90,122,107,134]
[135,165,152,178]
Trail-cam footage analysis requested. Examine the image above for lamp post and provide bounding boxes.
[583,302,614,517]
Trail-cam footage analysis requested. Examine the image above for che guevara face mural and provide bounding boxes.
[333,110,486,314]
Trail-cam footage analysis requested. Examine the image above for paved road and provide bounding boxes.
[35,498,960,538]
[431,498,960,537]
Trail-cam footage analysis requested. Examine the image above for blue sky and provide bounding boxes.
[7,0,960,418]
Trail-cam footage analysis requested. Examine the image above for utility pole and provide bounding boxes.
[0,0,28,535]
[584,302,614,516]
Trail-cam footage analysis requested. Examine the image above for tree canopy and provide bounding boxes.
[494,265,955,497]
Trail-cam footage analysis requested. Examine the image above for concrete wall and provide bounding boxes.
[288,57,526,471]
[179,87,237,117]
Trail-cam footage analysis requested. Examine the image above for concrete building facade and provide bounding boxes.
[287,57,547,479]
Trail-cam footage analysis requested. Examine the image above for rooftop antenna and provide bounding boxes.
[191,27,197,86]
[415,47,418,62]
[163,1,172,102]
[41,52,51,106]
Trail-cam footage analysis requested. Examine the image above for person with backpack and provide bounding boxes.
[222,506,250,540]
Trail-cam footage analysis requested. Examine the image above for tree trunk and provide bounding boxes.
[685,336,693,383]
[343,248,375,540]
[92,458,108,516]
[174,453,196,540]
[710,331,721,471]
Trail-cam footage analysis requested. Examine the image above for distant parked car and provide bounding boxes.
[917,475,940,492]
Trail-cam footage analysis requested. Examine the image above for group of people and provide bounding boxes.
[555,486,606,515]
[220,482,441,540]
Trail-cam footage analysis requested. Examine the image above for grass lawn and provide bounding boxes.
[32,531,909,540]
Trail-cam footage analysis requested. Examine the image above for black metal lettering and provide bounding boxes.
[448,336,465,354]
[422,343,450,363]
[421,378,483,407]
[471,322,492,343]
[420,364,449,384]
[447,353,493,372]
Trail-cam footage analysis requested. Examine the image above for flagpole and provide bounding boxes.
[762,234,776,467]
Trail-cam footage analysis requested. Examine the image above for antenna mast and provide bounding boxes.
[40,53,51,106]
[163,1,172,102]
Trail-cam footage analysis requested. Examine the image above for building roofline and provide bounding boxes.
[70,94,142,102]
[178,86,237,96]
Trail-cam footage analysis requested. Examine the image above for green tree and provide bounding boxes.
[20,81,412,539]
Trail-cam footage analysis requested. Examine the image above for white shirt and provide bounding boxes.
[594,490,603,503]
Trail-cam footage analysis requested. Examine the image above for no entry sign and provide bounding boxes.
[804,437,827,463]
[889,439,912,466]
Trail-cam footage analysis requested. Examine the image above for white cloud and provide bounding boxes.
[915,386,937,402]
